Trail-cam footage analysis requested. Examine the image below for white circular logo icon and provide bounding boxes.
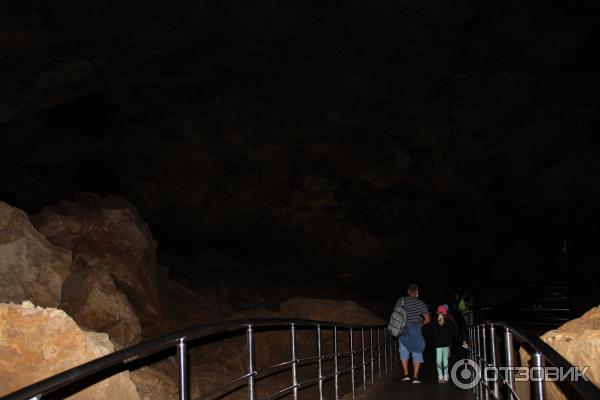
[451,359,481,389]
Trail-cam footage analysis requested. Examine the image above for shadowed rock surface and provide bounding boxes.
[130,367,178,400]
[34,192,161,331]
[1,0,599,295]
[61,258,142,346]
[0,202,71,307]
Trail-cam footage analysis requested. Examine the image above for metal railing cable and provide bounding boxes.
[467,322,600,400]
[1,318,399,400]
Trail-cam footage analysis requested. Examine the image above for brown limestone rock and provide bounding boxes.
[0,301,140,400]
[539,306,600,400]
[61,258,142,346]
[130,367,178,400]
[0,202,71,307]
[34,192,160,330]
[518,306,600,400]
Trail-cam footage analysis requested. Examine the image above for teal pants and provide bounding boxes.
[436,347,450,378]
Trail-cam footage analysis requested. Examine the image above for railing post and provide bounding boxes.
[471,327,480,399]
[476,326,484,400]
[246,325,257,400]
[290,324,298,400]
[481,325,490,400]
[532,352,544,400]
[504,328,515,400]
[377,328,382,378]
[489,324,500,400]
[317,325,324,400]
[177,338,189,400]
[370,329,374,383]
[350,328,356,398]
[361,329,367,390]
[334,326,339,400]
[383,329,388,374]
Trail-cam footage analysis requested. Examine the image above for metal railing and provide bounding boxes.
[1,319,399,400]
[468,322,600,400]
[477,307,571,328]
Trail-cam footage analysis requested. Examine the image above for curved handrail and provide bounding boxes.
[1,318,390,400]
[469,321,600,400]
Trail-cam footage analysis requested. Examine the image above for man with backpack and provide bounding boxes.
[388,283,430,383]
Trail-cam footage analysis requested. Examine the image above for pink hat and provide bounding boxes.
[437,305,447,315]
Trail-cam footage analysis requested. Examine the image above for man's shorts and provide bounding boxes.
[399,340,424,363]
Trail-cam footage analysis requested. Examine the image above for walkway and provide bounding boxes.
[343,369,473,400]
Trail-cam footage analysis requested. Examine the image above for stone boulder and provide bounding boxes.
[539,306,600,400]
[0,202,71,307]
[131,367,178,400]
[34,192,160,330]
[0,301,140,400]
[61,258,142,346]
[518,306,600,400]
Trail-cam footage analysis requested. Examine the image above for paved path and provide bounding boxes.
[342,369,474,400]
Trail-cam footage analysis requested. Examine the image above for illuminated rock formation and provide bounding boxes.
[0,301,140,400]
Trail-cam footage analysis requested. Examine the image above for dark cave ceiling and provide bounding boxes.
[1,0,599,282]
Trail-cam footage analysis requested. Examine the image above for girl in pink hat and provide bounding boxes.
[432,305,459,383]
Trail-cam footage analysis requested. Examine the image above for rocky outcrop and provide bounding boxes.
[0,202,71,307]
[34,193,160,331]
[61,258,142,346]
[130,367,178,400]
[0,301,140,400]
[539,306,600,400]
[518,306,600,400]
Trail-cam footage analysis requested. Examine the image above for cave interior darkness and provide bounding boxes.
[1,0,599,316]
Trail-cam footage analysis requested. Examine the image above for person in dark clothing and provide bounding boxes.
[397,284,430,384]
[429,305,459,383]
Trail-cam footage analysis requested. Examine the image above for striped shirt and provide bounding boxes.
[399,296,429,325]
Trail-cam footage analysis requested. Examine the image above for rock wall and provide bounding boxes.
[61,258,142,346]
[34,192,161,334]
[0,202,71,307]
[3,0,600,289]
[0,301,140,400]
[130,367,178,400]
[0,195,160,345]
[518,306,600,400]
[538,306,600,400]
[0,194,388,399]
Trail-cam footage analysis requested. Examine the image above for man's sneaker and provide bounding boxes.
[401,375,411,382]
[412,378,422,384]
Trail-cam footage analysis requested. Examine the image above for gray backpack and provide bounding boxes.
[387,297,407,337]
